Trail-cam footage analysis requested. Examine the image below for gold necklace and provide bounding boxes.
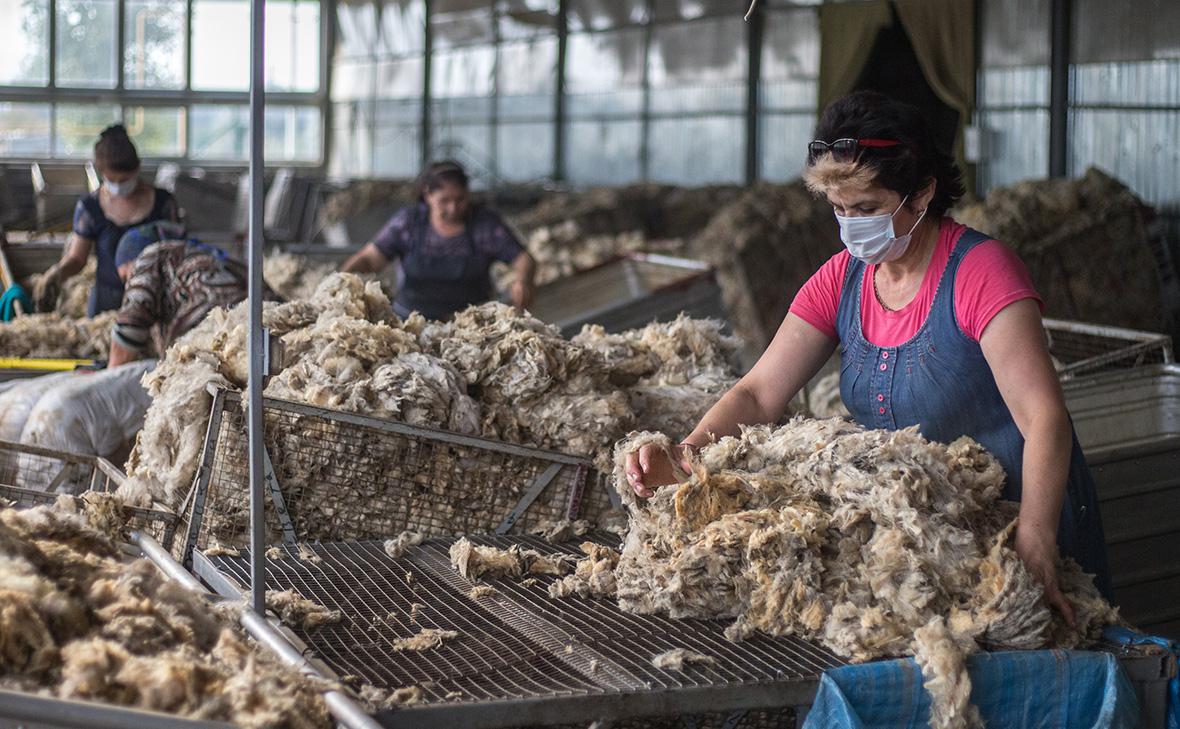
[872,268,898,312]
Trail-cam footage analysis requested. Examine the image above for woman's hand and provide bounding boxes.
[624,444,693,498]
[1015,522,1075,627]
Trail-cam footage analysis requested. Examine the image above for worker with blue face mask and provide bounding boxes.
[32,124,180,316]
[625,91,1111,629]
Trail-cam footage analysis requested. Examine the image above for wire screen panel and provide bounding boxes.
[203,536,844,715]
[1044,319,1173,376]
[0,440,103,495]
[186,392,615,555]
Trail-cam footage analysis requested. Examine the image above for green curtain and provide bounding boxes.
[817,0,893,112]
[817,0,977,193]
[894,0,976,192]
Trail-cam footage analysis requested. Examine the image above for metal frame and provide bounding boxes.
[176,384,605,566]
[133,532,383,729]
[0,689,235,729]
[0,0,326,167]
[1043,317,1174,378]
[193,537,835,729]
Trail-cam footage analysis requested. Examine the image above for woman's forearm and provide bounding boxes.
[512,251,536,284]
[683,382,776,446]
[57,235,92,279]
[1016,409,1072,537]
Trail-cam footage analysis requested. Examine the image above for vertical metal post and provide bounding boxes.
[321,0,337,173]
[1049,0,1070,178]
[638,0,654,181]
[116,0,126,92]
[247,0,267,616]
[553,0,568,182]
[421,0,434,168]
[744,2,763,184]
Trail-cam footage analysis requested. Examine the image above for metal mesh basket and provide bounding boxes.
[175,387,618,564]
[0,439,179,549]
[1044,318,1173,378]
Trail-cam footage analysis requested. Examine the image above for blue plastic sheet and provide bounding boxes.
[803,649,1140,729]
[1103,626,1180,729]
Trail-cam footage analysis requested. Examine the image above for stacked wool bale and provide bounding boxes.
[605,420,1117,729]
[0,497,331,728]
[954,167,1160,332]
[688,181,841,365]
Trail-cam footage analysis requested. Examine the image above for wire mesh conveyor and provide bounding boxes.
[193,535,845,729]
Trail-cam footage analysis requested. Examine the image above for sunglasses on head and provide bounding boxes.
[808,138,903,163]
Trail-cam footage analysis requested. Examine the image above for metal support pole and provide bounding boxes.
[1049,0,1071,178]
[638,0,654,181]
[553,0,568,182]
[247,0,267,616]
[422,0,434,168]
[744,2,764,184]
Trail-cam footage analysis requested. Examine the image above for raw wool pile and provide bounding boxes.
[25,258,96,319]
[265,590,343,630]
[604,421,1118,729]
[263,251,337,302]
[449,537,571,581]
[572,315,743,438]
[0,310,115,359]
[316,179,418,227]
[389,628,460,652]
[424,302,635,460]
[954,167,1160,332]
[650,648,716,671]
[688,181,841,366]
[548,542,619,599]
[0,502,331,728]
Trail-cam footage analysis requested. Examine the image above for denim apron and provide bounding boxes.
[392,207,491,321]
[835,226,1113,598]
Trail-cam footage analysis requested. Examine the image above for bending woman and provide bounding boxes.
[626,91,1111,624]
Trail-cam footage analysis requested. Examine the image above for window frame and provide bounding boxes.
[0,0,328,166]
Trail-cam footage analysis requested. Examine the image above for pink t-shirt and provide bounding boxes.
[789,218,1042,347]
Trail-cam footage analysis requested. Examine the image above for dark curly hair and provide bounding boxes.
[94,124,140,174]
[809,91,964,217]
[418,160,469,200]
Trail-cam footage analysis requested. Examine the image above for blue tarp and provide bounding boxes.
[803,649,1140,729]
[1103,626,1180,729]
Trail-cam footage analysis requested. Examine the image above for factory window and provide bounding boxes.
[759,6,819,181]
[976,0,1050,190]
[123,105,186,157]
[0,0,50,86]
[0,103,51,156]
[56,0,119,88]
[124,0,186,90]
[54,103,121,157]
[1069,0,1180,218]
[0,0,323,165]
[192,0,250,91]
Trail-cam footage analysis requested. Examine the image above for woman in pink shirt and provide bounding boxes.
[626,91,1111,622]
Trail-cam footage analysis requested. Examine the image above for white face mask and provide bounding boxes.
[835,195,927,265]
[103,176,138,197]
